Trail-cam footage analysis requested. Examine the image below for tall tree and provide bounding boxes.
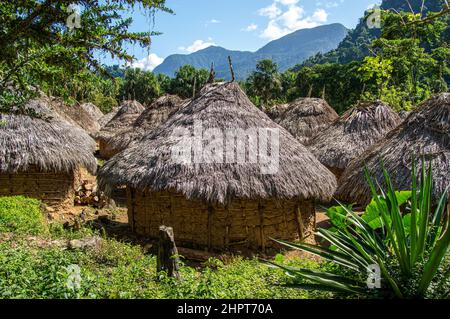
[246,59,282,108]
[0,0,170,110]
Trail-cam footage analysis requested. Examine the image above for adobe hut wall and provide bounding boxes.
[126,188,316,251]
[0,165,75,208]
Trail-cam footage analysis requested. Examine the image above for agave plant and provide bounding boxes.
[268,161,449,298]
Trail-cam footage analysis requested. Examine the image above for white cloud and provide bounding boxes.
[128,53,164,71]
[242,23,258,32]
[178,39,216,53]
[258,1,330,40]
[209,19,221,23]
[258,3,282,19]
[312,9,328,23]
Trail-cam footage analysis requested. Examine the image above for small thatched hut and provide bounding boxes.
[336,94,449,206]
[0,98,97,208]
[103,95,185,158]
[268,98,339,145]
[48,98,101,136]
[96,100,145,159]
[266,103,289,120]
[99,82,337,251]
[308,101,401,178]
[80,102,104,122]
[99,107,119,127]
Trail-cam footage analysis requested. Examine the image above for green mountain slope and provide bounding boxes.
[153,23,348,80]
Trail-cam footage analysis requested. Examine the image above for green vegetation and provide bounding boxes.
[0,196,329,299]
[0,0,170,111]
[0,196,47,235]
[246,8,449,112]
[269,162,450,299]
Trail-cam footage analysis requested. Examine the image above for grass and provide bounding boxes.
[0,196,48,235]
[0,196,331,299]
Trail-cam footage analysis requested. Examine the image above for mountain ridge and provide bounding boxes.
[153,23,348,80]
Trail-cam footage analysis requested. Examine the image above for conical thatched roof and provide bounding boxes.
[96,100,144,142]
[99,107,119,128]
[0,98,97,174]
[269,98,339,145]
[99,82,337,205]
[336,94,450,205]
[308,101,401,172]
[47,98,101,136]
[103,95,186,156]
[80,102,104,122]
[266,103,289,120]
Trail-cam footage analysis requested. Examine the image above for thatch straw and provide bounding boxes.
[104,95,186,156]
[96,100,144,142]
[308,101,401,174]
[80,102,104,122]
[0,98,97,174]
[266,103,289,119]
[268,98,339,145]
[98,107,118,128]
[47,98,101,136]
[99,82,337,205]
[336,93,449,205]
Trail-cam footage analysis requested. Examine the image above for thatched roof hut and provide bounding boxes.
[47,98,101,136]
[96,100,145,158]
[0,98,97,208]
[99,82,337,251]
[99,107,119,127]
[266,103,289,120]
[268,98,339,145]
[102,95,185,158]
[308,101,401,178]
[336,94,449,206]
[80,102,104,122]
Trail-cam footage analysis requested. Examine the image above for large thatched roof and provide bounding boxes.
[0,98,97,174]
[96,100,144,142]
[80,102,104,122]
[269,98,339,145]
[99,82,337,205]
[336,93,450,205]
[47,98,101,136]
[308,101,401,171]
[103,95,186,156]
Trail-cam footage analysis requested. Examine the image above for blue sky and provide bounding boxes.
[105,0,381,69]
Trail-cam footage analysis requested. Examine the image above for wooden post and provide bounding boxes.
[295,204,305,240]
[157,226,180,279]
[207,62,215,83]
[207,206,214,251]
[228,56,235,82]
[258,202,266,252]
[192,76,197,98]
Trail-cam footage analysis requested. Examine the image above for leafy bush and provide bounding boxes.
[269,162,449,299]
[0,196,47,235]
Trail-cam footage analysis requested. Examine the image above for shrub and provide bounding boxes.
[0,196,48,235]
[268,161,449,299]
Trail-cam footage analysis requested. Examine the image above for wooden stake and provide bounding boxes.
[157,226,180,279]
[192,76,197,98]
[228,56,235,82]
[207,62,215,83]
